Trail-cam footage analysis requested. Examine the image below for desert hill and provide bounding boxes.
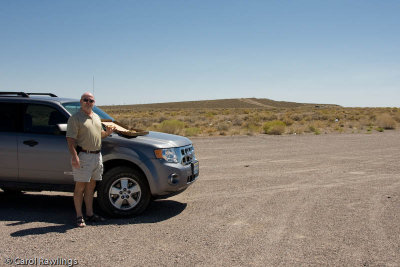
[102,98,339,110]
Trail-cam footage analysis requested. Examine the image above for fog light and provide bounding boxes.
[168,173,179,185]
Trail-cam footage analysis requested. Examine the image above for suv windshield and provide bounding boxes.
[62,102,114,121]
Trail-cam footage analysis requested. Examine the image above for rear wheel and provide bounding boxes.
[97,166,151,217]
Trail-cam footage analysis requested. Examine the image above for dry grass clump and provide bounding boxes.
[243,123,261,136]
[375,113,396,129]
[185,127,201,136]
[159,119,185,134]
[308,125,321,135]
[100,105,400,137]
[263,120,286,135]
[393,111,400,123]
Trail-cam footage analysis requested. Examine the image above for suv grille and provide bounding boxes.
[180,145,195,165]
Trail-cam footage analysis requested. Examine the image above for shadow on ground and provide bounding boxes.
[0,192,187,237]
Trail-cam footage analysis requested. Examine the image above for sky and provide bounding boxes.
[0,0,399,107]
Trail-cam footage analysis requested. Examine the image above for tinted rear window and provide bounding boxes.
[0,103,19,132]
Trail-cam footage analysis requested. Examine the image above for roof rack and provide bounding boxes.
[0,92,58,97]
[27,93,58,97]
[0,92,29,97]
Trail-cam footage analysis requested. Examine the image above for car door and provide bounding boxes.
[0,102,20,181]
[18,103,73,184]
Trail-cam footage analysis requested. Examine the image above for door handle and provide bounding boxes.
[23,140,39,147]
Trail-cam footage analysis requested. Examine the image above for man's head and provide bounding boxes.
[80,92,95,113]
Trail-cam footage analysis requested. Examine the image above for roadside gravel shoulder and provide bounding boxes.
[1,131,400,266]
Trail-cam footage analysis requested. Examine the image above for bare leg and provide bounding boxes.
[84,179,97,217]
[74,182,87,218]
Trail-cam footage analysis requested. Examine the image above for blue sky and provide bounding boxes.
[1,0,399,107]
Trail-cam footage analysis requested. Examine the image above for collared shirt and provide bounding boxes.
[66,109,102,151]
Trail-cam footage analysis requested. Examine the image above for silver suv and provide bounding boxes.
[0,92,199,217]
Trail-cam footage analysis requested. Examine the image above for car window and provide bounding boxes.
[62,102,114,121]
[0,102,19,132]
[24,104,68,135]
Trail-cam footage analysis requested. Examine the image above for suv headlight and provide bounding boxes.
[154,148,178,163]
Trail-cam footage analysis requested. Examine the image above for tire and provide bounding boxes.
[97,166,151,217]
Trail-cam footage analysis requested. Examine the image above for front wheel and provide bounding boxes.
[97,166,151,217]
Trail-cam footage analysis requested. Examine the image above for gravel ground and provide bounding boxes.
[1,131,400,266]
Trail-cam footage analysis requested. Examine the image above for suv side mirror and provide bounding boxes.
[57,124,68,132]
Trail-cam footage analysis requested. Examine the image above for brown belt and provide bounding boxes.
[81,149,101,154]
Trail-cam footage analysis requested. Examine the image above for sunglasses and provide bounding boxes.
[83,98,95,103]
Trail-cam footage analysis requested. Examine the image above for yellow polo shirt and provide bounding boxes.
[66,109,102,151]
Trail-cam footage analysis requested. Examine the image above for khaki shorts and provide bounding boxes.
[73,152,103,182]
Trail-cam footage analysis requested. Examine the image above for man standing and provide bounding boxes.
[66,92,114,227]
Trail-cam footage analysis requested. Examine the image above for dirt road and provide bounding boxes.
[1,132,400,266]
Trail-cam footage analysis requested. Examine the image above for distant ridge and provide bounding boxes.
[102,98,339,110]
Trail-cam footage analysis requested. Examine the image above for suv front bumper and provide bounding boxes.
[147,159,199,197]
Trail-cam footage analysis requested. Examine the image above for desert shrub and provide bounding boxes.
[279,113,294,126]
[185,127,201,137]
[159,119,185,134]
[393,113,400,123]
[299,119,306,125]
[304,115,312,122]
[205,112,215,118]
[376,114,396,129]
[217,123,230,131]
[328,116,337,123]
[335,126,344,133]
[183,117,196,123]
[311,113,321,120]
[250,114,261,124]
[304,124,320,134]
[263,113,278,121]
[149,122,160,130]
[244,123,260,135]
[232,118,242,126]
[281,116,294,126]
[157,116,168,123]
[222,109,232,115]
[198,116,208,122]
[119,117,131,127]
[290,114,302,121]
[206,127,217,136]
[348,115,357,121]
[141,119,153,127]
[287,126,304,135]
[231,129,241,136]
[263,120,286,135]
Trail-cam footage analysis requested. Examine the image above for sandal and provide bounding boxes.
[76,216,86,228]
[85,214,106,223]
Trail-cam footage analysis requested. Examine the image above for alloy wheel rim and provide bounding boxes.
[108,177,141,210]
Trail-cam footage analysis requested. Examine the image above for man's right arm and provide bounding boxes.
[66,137,80,169]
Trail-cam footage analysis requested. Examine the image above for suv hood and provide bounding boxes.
[108,131,192,148]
